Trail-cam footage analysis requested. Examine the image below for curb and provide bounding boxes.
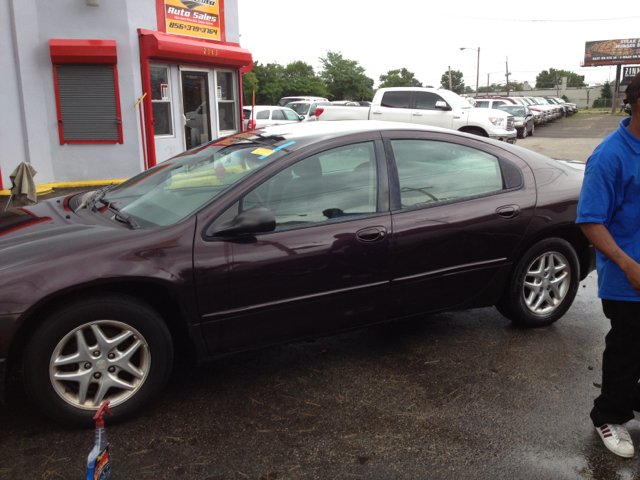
[0,180,126,196]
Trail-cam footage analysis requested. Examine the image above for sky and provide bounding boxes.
[237,0,639,91]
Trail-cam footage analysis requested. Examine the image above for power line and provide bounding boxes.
[436,13,640,22]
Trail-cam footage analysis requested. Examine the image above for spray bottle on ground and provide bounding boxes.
[86,400,113,480]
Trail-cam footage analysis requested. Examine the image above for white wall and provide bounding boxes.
[1,0,242,189]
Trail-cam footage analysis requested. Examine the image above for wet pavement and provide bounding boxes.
[1,274,637,479]
[0,114,633,479]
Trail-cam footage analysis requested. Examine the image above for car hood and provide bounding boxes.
[469,108,509,119]
[0,198,127,273]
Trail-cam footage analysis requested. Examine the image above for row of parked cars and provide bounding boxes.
[243,93,578,142]
[472,96,578,139]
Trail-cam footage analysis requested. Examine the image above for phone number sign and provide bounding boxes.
[165,0,222,41]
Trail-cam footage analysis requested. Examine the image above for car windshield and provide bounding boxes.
[277,97,302,106]
[286,102,310,115]
[499,106,526,116]
[99,132,293,227]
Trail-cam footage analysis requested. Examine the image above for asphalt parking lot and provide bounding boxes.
[0,114,631,480]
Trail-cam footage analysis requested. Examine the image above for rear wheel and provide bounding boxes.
[496,238,579,327]
[23,295,173,427]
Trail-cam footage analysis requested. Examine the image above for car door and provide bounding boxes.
[372,90,412,123]
[382,130,536,317]
[194,136,393,354]
[410,91,454,130]
[270,108,287,126]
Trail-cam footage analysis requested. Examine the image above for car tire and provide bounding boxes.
[23,294,173,427]
[495,238,579,328]
[521,126,527,139]
[529,123,534,136]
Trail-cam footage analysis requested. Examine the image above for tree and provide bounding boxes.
[251,62,285,105]
[280,61,329,99]
[536,68,586,89]
[464,85,475,95]
[319,51,375,101]
[561,95,570,102]
[242,71,259,105]
[440,70,464,95]
[378,68,422,88]
[600,80,613,99]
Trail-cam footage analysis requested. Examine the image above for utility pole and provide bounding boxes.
[505,57,511,96]
[611,64,622,115]
[487,73,490,95]
[555,72,560,97]
[475,47,480,98]
[448,66,452,91]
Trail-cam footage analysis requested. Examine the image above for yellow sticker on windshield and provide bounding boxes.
[251,148,274,156]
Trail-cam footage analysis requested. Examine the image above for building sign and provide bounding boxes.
[621,66,640,86]
[165,0,222,41]
[584,39,640,66]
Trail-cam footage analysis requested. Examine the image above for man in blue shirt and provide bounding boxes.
[577,72,640,458]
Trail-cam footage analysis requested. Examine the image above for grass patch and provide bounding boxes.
[577,108,627,116]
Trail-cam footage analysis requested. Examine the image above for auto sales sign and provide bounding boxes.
[165,0,222,41]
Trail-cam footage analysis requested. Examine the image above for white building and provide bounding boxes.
[1,0,252,190]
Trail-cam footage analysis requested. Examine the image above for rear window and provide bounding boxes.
[381,91,411,109]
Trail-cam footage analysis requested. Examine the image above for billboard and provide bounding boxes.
[621,66,640,86]
[584,39,640,66]
[165,0,223,42]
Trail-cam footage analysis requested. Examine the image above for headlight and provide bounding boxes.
[514,121,524,126]
[489,117,505,127]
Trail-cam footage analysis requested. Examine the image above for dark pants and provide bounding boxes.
[591,299,640,427]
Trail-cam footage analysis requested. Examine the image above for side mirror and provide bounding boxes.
[298,115,305,121]
[435,101,450,111]
[208,207,276,237]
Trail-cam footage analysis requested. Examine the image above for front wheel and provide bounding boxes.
[529,123,534,136]
[496,238,580,327]
[23,295,173,427]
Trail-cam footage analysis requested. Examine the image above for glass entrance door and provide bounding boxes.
[181,71,211,150]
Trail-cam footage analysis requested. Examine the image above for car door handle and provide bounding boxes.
[412,112,422,116]
[356,226,387,243]
[372,110,382,115]
[496,205,521,219]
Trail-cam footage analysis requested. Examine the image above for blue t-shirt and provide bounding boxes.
[576,116,640,301]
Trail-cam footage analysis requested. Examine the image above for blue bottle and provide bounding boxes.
[86,401,113,480]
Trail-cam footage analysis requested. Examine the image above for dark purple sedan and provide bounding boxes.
[0,121,595,426]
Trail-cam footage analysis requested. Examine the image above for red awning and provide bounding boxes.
[49,39,117,64]
[139,29,252,68]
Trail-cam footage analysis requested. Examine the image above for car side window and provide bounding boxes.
[242,142,378,229]
[475,101,489,108]
[391,140,506,209]
[492,101,506,109]
[381,91,411,109]
[309,104,318,116]
[256,110,270,120]
[271,109,286,120]
[283,109,299,121]
[414,92,446,110]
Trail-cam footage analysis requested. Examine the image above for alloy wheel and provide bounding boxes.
[49,320,151,410]
[522,251,571,315]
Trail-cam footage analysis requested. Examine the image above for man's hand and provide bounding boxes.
[625,261,640,295]
[580,223,640,293]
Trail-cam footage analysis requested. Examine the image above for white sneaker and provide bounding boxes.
[596,424,635,458]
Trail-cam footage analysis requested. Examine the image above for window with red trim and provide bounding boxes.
[50,40,123,145]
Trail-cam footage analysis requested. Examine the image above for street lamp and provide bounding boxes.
[460,47,480,98]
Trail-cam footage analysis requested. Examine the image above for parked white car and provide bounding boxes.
[276,96,329,107]
[316,87,517,143]
[243,106,303,130]
[285,101,333,121]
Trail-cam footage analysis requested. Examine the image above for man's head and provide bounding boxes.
[625,72,640,114]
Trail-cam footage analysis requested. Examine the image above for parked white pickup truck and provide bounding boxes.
[315,87,517,143]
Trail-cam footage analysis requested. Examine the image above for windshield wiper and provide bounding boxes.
[97,198,140,230]
[75,185,116,213]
